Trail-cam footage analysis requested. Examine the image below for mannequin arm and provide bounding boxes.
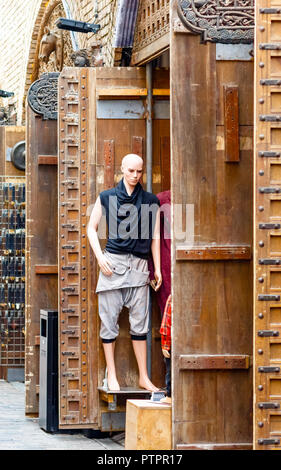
[151,207,162,290]
[87,196,112,276]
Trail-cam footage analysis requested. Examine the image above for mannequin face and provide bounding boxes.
[121,154,143,188]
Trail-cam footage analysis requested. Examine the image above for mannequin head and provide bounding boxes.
[121,154,143,190]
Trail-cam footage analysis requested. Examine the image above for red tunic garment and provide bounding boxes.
[160,294,171,351]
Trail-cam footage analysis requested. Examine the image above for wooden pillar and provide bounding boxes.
[171,2,253,449]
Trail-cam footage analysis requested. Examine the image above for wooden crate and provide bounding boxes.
[125,399,171,450]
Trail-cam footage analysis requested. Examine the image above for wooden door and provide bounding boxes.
[58,67,169,429]
[25,76,58,415]
[254,0,281,449]
[171,4,253,449]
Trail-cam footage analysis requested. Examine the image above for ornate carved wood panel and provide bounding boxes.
[132,0,170,64]
[177,0,255,43]
[254,0,281,450]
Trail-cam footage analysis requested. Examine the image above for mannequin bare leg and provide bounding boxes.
[103,341,120,391]
[132,339,159,392]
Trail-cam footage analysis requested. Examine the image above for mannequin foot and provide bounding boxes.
[139,376,159,392]
[107,374,120,391]
[160,396,171,404]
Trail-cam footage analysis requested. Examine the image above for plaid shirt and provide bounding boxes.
[160,294,171,351]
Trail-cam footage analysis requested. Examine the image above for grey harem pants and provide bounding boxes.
[95,250,150,343]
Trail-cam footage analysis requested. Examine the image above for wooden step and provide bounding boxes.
[125,399,171,450]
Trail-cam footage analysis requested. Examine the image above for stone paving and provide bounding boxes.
[0,380,124,450]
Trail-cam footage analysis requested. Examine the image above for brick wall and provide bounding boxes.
[0,0,120,124]
[0,0,41,123]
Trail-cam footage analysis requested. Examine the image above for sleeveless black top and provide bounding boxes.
[99,178,160,259]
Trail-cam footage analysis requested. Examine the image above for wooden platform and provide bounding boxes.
[98,387,151,411]
[125,399,172,450]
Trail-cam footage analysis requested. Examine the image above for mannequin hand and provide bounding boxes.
[154,270,162,291]
[162,348,170,358]
[97,254,113,276]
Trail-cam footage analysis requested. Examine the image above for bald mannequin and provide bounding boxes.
[88,154,162,392]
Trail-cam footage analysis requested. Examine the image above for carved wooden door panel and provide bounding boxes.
[254,0,281,450]
[171,2,254,449]
[58,67,167,429]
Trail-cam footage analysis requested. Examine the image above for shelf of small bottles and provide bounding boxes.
[0,178,25,367]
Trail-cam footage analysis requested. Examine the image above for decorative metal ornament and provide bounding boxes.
[177,0,254,44]
[27,72,59,120]
[11,141,26,171]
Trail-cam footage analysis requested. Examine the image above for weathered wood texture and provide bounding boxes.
[125,399,172,450]
[25,109,58,415]
[171,6,253,448]
[58,67,169,429]
[254,0,281,450]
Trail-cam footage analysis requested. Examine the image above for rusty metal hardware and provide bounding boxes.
[62,372,75,377]
[61,180,75,186]
[258,330,279,337]
[260,79,281,86]
[62,352,75,356]
[178,354,250,370]
[260,43,281,50]
[61,287,75,292]
[176,245,251,261]
[258,151,281,157]
[62,308,75,313]
[259,223,281,229]
[259,187,281,193]
[62,245,75,249]
[62,330,76,335]
[258,438,280,445]
[61,266,75,271]
[61,224,75,229]
[258,366,280,372]
[260,8,281,13]
[260,115,281,121]
[259,259,281,265]
[258,295,280,301]
[258,402,280,409]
